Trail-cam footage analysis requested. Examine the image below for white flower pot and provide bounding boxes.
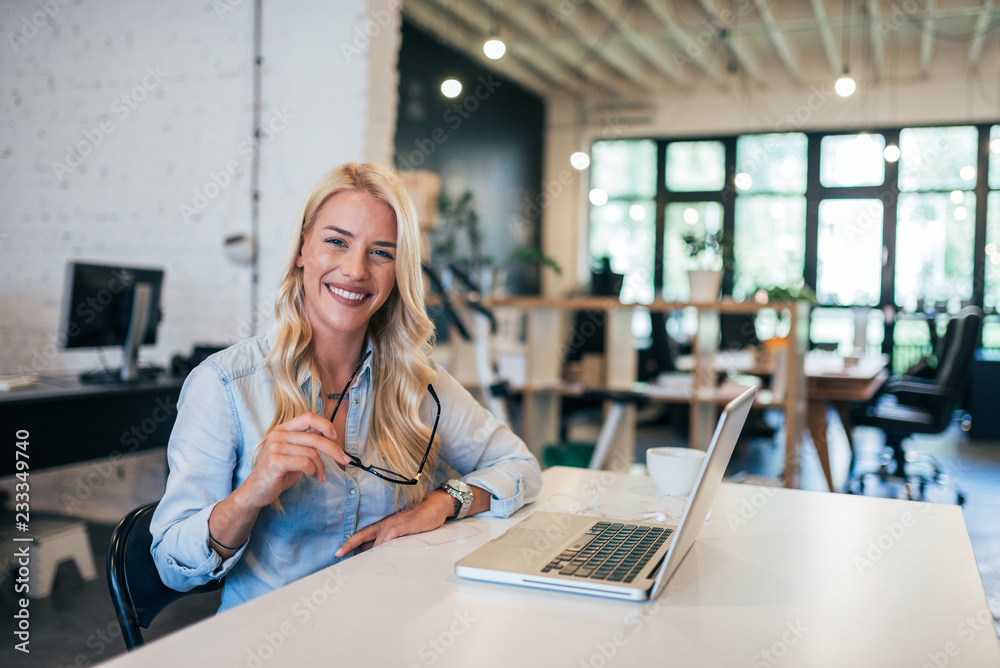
[687,269,723,303]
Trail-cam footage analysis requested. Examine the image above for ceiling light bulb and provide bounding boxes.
[483,38,506,60]
[441,79,462,98]
[570,152,590,170]
[835,75,856,97]
[589,188,608,206]
[883,145,900,162]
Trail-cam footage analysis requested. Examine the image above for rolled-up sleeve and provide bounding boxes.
[150,364,247,591]
[432,366,542,517]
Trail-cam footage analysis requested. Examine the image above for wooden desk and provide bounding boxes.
[101,467,999,667]
[805,355,890,492]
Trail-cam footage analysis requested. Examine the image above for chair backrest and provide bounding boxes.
[933,306,983,399]
[107,502,223,650]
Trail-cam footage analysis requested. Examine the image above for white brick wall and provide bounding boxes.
[0,0,399,377]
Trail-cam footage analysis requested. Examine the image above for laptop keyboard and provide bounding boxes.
[540,521,672,584]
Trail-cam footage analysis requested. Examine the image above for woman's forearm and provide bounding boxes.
[207,485,262,559]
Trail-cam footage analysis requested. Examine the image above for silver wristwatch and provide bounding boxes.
[438,479,473,520]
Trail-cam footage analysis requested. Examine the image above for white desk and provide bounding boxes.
[103,467,999,668]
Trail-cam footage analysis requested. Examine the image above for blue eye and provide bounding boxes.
[373,249,394,260]
[325,238,346,247]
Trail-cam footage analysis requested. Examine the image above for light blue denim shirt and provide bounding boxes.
[150,329,542,612]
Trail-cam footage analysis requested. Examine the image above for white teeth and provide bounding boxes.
[327,285,367,301]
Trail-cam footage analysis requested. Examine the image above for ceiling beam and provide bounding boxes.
[752,0,799,81]
[809,0,841,75]
[587,0,688,87]
[532,0,652,90]
[636,0,724,85]
[866,0,886,79]
[695,0,761,81]
[967,0,995,71]
[403,0,572,98]
[485,0,631,96]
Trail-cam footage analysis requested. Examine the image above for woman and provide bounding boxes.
[151,163,542,612]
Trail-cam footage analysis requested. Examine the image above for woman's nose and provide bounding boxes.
[341,248,369,280]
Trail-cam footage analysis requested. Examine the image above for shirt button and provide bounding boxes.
[353,397,359,405]
[349,488,356,495]
[349,445,355,451]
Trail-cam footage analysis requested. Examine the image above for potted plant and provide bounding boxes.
[434,189,561,295]
[681,230,731,302]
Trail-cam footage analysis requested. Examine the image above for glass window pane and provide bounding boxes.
[733,196,805,300]
[663,201,723,301]
[736,133,807,194]
[591,140,657,199]
[816,199,884,306]
[666,141,725,192]
[899,126,978,191]
[820,134,886,187]
[986,192,1000,312]
[589,199,655,303]
[810,307,885,356]
[895,192,975,312]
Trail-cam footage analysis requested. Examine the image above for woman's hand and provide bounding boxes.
[334,490,457,558]
[237,412,352,511]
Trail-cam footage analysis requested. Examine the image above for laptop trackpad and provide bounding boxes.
[461,527,569,571]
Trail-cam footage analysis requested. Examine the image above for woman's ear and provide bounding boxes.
[294,235,305,268]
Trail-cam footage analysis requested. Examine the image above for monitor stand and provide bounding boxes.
[78,282,158,384]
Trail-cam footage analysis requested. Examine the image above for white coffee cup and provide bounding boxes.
[646,447,707,496]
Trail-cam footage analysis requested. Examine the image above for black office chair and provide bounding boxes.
[848,306,983,504]
[107,502,223,650]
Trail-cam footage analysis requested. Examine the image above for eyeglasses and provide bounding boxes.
[327,351,439,485]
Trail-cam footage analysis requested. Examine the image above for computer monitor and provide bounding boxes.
[59,261,165,383]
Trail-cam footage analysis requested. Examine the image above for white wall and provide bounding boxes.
[0,0,400,377]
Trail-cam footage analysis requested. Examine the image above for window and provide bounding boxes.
[899,126,978,192]
[585,124,993,356]
[665,141,725,192]
[820,134,886,187]
[816,199,883,306]
[589,140,656,304]
[733,133,807,299]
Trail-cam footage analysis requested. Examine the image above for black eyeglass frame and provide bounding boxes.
[326,350,440,485]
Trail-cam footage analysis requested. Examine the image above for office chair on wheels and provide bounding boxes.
[848,306,983,504]
[107,502,223,650]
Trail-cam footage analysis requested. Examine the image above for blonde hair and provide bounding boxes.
[258,163,438,507]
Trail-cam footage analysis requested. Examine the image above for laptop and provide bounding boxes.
[456,386,756,601]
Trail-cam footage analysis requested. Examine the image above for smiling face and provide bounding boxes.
[296,189,398,344]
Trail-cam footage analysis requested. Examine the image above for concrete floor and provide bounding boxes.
[1,410,998,666]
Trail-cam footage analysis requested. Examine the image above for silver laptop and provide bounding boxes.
[456,386,756,601]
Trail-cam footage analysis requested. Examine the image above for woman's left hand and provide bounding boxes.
[334,486,486,558]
